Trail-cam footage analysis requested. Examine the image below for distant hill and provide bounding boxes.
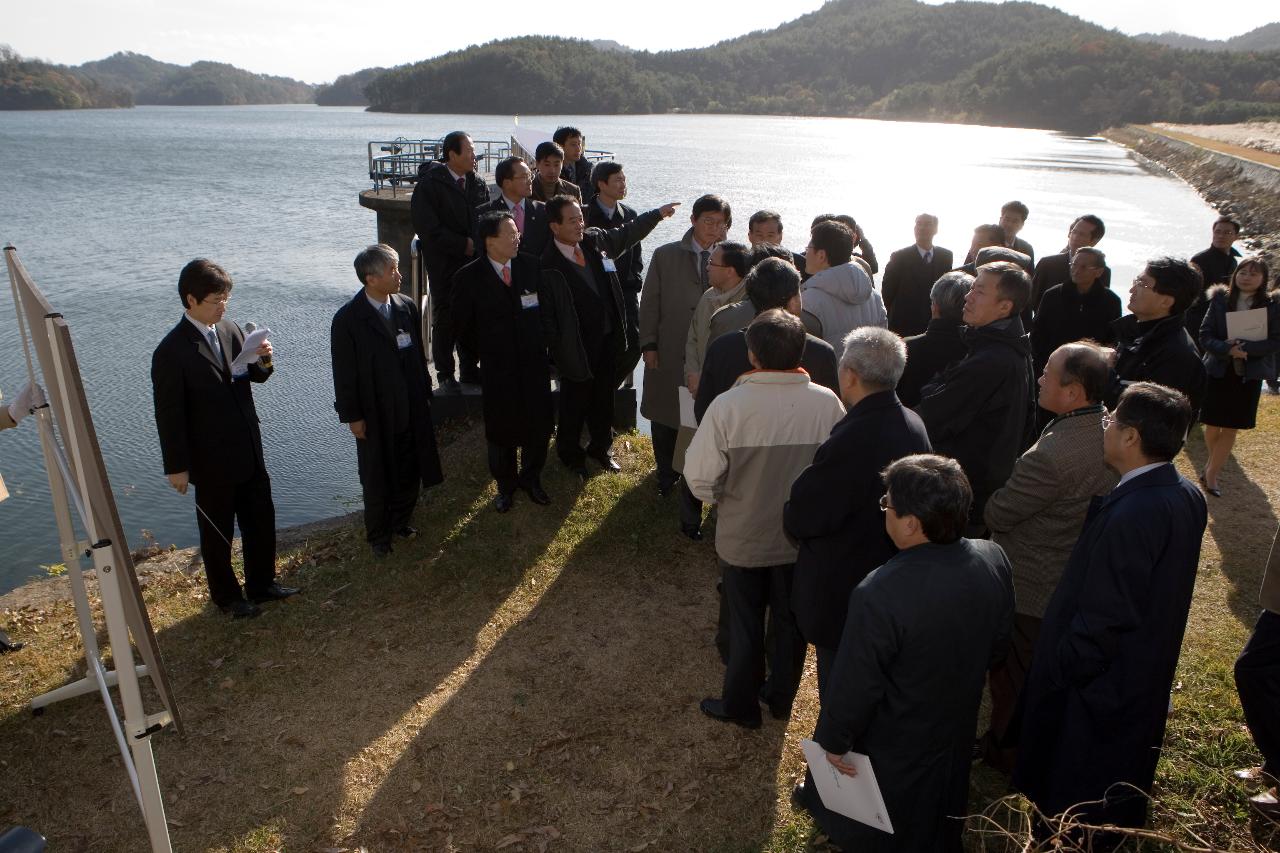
[315,67,386,106]
[1136,22,1280,53]
[360,0,1280,132]
[0,44,131,109]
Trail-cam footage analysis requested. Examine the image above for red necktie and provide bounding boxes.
[502,266,511,286]
[512,202,525,232]
[572,246,586,267]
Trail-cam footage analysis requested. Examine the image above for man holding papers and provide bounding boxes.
[799,454,1013,851]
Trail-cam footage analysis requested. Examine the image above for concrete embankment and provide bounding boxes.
[1105,124,1280,258]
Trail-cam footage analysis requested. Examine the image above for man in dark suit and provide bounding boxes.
[585,162,645,376]
[477,156,548,259]
[540,195,679,476]
[410,130,490,392]
[452,212,553,512]
[331,244,444,557]
[554,126,594,201]
[882,213,954,336]
[1031,246,1121,372]
[151,259,296,618]
[785,326,932,697]
[1015,382,1207,843]
[1187,215,1244,340]
[1000,200,1036,265]
[1029,214,1109,318]
[897,270,973,407]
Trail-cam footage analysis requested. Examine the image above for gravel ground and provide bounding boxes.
[1156,121,1280,155]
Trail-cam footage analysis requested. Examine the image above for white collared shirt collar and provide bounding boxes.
[489,257,512,279]
[502,194,522,211]
[446,166,467,183]
[184,312,217,337]
[555,240,580,264]
[691,237,710,254]
[917,244,934,260]
[366,292,391,312]
[596,198,617,220]
[1115,460,1169,489]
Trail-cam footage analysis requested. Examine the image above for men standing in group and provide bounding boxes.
[478,156,549,259]
[979,343,1117,772]
[452,212,553,513]
[685,309,846,729]
[152,259,295,618]
[882,213,953,336]
[916,261,1037,535]
[585,162,645,376]
[684,241,751,397]
[1015,383,1206,843]
[1029,214,1108,316]
[1031,246,1121,372]
[1000,200,1035,265]
[799,220,887,352]
[411,130,489,393]
[896,271,973,407]
[541,195,679,477]
[800,454,1013,852]
[959,224,1030,275]
[531,142,582,203]
[331,244,443,557]
[554,126,593,201]
[640,194,731,496]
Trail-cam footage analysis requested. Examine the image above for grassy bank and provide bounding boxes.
[2,407,1279,851]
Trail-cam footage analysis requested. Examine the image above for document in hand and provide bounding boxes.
[230,326,271,373]
[800,738,894,834]
[1226,307,1269,342]
[678,386,697,429]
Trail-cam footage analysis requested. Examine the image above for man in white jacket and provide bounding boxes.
[801,220,887,352]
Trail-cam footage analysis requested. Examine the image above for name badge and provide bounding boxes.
[396,332,413,350]
[601,257,618,273]
[520,293,539,309]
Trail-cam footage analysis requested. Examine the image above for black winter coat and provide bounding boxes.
[1031,281,1121,371]
[881,244,954,337]
[693,330,839,423]
[784,391,932,650]
[585,199,644,295]
[1029,251,1112,319]
[1199,287,1280,381]
[411,162,490,289]
[476,197,549,259]
[897,319,966,408]
[1108,313,1207,418]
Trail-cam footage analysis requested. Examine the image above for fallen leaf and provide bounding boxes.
[219,678,235,689]
[411,780,422,793]
[494,834,523,849]
[291,786,309,795]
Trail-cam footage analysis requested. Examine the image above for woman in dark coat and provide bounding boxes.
[1199,257,1280,496]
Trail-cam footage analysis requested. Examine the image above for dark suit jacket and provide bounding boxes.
[897,319,967,408]
[151,316,272,487]
[1014,465,1206,825]
[882,244,954,337]
[1031,281,1121,371]
[1029,252,1112,320]
[585,199,644,295]
[784,390,932,650]
[411,162,490,289]
[1108,313,1207,419]
[478,196,549,259]
[694,329,839,423]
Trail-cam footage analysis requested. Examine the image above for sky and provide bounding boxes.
[5,0,1277,84]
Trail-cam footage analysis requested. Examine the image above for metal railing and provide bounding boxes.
[367,137,512,192]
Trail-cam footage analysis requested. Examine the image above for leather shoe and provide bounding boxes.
[588,450,621,473]
[791,781,810,814]
[699,697,761,729]
[249,583,299,604]
[219,599,261,619]
[756,688,790,720]
[520,480,551,505]
[657,476,679,497]
[681,525,703,542]
[494,492,514,513]
[1249,788,1280,815]
[438,377,461,395]
[371,542,392,558]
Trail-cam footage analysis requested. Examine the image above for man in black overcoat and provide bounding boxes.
[1187,215,1243,339]
[800,454,1014,852]
[331,244,443,557]
[584,162,646,377]
[1014,382,1207,841]
[896,270,973,407]
[452,212,553,512]
[1031,246,1120,372]
[539,195,678,476]
[152,259,296,618]
[881,213,953,337]
[477,156,549,259]
[1028,214,1109,319]
[410,130,490,391]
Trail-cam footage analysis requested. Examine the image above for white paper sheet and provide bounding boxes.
[800,738,894,834]
[678,386,697,428]
[230,326,271,373]
[1226,307,1268,343]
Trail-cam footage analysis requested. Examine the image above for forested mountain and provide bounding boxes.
[0,45,131,109]
[315,67,386,106]
[1136,23,1280,53]
[361,0,1280,132]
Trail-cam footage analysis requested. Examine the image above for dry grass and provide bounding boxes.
[2,400,1279,851]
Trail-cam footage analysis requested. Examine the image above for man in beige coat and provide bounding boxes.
[640,194,731,496]
[980,342,1118,771]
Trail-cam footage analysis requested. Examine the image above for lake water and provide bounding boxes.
[0,106,1221,594]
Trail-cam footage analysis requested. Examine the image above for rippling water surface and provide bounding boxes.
[0,106,1219,594]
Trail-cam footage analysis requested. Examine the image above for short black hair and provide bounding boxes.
[1055,342,1108,404]
[178,258,233,307]
[716,241,752,278]
[976,261,1032,316]
[591,161,623,194]
[746,308,805,370]
[810,221,854,266]
[534,141,564,163]
[1001,200,1029,222]
[1072,214,1106,241]
[1074,246,1106,268]
[882,454,973,544]
[1146,256,1203,315]
[745,257,801,313]
[476,210,514,242]
[974,223,1006,246]
[1113,382,1192,462]
[441,130,470,158]
[546,194,580,224]
[1214,215,1241,234]
[494,156,526,187]
[748,210,783,232]
[692,194,732,228]
[552,126,583,146]
[750,243,796,270]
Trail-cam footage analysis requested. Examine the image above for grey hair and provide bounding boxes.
[839,326,908,390]
[354,243,399,284]
[930,271,974,324]
[1074,246,1106,268]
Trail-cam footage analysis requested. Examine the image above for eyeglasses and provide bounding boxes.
[1101,413,1130,430]
[202,295,230,306]
[878,494,894,513]
[1132,277,1156,291]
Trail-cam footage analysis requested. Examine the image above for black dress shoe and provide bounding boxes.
[520,480,551,505]
[657,476,679,497]
[791,781,810,814]
[699,697,761,729]
[438,377,461,395]
[494,493,514,513]
[219,599,261,619]
[371,542,392,558]
[395,525,418,540]
[587,450,622,473]
[681,525,703,542]
[249,583,299,604]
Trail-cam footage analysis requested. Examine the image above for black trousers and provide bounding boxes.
[488,438,549,496]
[357,429,420,547]
[619,292,641,380]
[719,560,805,720]
[557,341,616,465]
[1236,609,1280,779]
[651,422,679,486]
[428,273,478,382]
[193,467,276,607]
